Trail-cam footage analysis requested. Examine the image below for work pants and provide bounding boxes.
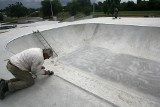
[6,61,34,92]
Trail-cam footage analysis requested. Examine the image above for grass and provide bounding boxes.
[94,10,160,17]
[57,12,86,21]
[1,17,18,23]
[57,11,160,19]
[119,11,160,17]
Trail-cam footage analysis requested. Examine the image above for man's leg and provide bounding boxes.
[6,62,34,92]
[115,14,117,19]
[0,79,8,99]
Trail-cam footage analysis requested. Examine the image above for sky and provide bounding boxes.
[0,0,137,9]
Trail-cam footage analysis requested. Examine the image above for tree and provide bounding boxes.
[120,2,127,11]
[103,1,108,14]
[77,0,92,15]
[41,0,50,17]
[148,0,160,10]
[103,0,121,15]
[154,2,160,10]
[0,13,3,21]
[67,0,79,16]
[83,6,92,15]
[126,1,137,11]
[5,2,28,18]
[137,1,148,10]
[27,8,40,17]
[51,0,62,15]
[95,1,103,12]
[137,0,142,4]
[41,0,62,17]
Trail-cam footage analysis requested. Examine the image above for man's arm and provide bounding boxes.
[31,56,54,76]
[31,61,53,76]
[30,56,47,75]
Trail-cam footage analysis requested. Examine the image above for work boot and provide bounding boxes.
[0,79,4,83]
[0,79,8,100]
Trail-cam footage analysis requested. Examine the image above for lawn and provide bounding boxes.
[94,11,160,17]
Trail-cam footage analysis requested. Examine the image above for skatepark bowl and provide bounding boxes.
[6,23,160,107]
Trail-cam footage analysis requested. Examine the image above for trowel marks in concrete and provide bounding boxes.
[6,23,160,106]
[59,46,160,98]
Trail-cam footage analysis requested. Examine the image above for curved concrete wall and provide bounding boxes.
[6,23,160,62]
[6,33,44,54]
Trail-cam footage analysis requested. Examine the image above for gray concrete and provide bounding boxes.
[0,21,118,107]
[0,76,116,107]
[1,18,160,107]
[59,46,160,98]
[7,24,160,63]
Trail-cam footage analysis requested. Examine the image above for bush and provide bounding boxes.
[0,13,3,21]
[83,6,92,16]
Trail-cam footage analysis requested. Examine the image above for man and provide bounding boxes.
[114,8,119,19]
[0,48,54,100]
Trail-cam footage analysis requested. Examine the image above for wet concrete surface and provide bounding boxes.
[59,46,160,98]
[0,75,117,107]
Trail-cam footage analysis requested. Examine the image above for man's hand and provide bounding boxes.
[48,70,54,75]
[45,70,54,76]
[41,66,45,69]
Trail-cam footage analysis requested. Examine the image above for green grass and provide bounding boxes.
[119,11,160,17]
[94,11,160,17]
[57,11,160,21]
[57,12,86,21]
[57,12,70,21]
[2,17,18,23]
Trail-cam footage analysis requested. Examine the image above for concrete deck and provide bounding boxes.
[1,17,160,107]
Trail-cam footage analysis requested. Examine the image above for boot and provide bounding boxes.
[0,79,4,83]
[0,79,8,100]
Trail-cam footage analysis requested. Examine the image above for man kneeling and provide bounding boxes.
[0,48,54,99]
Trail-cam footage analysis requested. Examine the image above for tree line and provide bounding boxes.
[0,0,160,19]
[0,2,39,21]
[41,0,92,17]
[97,0,160,15]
